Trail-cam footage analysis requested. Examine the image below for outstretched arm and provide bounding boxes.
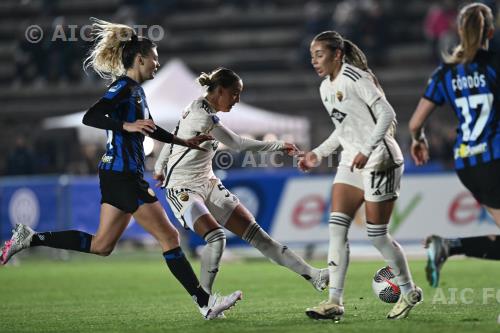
[211,122,284,152]
[298,131,340,172]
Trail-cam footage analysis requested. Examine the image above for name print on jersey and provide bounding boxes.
[451,71,486,91]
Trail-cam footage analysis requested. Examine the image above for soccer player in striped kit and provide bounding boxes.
[299,31,421,321]
[410,3,500,288]
[154,68,329,298]
[1,18,241,320]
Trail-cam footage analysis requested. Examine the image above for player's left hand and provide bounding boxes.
[283,142,300,156]
[350,152,369,171]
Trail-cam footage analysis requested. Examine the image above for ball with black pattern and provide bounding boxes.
[372,266,401,303]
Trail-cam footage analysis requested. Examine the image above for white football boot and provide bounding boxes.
[310,268,329,292]
[1,224,35,265]
[387,286,423,319]
[199,290,242,320]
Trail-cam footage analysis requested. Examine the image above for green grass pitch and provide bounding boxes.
[1,251,499,333]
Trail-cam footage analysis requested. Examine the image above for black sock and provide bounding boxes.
[30,231,92,253]
[448,238,464,256]
[163,247,210,307]
[455,235,500,259]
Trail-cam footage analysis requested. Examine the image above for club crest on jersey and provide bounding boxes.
[101,155,113,163]
[179,192,189,201]
[330,108,347,123]
[336,91,343,101]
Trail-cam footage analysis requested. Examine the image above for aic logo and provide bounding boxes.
[8,188,40,228]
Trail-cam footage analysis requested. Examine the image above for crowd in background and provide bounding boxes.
[4,0,500,176]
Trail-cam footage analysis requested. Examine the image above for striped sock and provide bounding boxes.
[367,223,414,295]
[328,212,352,305]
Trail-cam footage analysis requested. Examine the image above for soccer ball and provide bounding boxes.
[372,266,401,303]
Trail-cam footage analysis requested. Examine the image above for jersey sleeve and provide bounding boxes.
[422,66,445,105]
[211,122,284,152]
[102,79,130,106]
[189,110,221,134]
[82,80,130,131]
[350,74,384,107]
[312,130,340,158]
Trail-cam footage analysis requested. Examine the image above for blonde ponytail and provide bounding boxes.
[83,17,136,81]
[444,3,494,64]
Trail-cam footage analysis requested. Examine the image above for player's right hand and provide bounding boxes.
[410,139,429,166]
[298,151,319,172]
[152,172,165,188]
[283,142,300,156]
[123,119,156,135]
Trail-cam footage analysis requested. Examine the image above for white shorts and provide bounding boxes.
[333,164,403,202]
[165,179,240,230]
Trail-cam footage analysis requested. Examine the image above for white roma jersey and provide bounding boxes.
[165,97,222,188]
[319,63,403,169]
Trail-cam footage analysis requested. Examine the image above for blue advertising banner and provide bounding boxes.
[0,177,61,241]
[0,171,295,250]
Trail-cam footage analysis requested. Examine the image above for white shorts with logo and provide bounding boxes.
[333,164,403,202]
[165,178,240,230]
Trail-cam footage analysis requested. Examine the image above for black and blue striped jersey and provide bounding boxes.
[83,76,173,175]
[423,50,500,169]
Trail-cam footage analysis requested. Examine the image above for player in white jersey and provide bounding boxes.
[299,31,422,321]
[154,68,329,298]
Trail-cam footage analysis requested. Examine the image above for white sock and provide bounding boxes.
[200,228,226,294]
[242,222,317,279]
[367,223,414,294]
[328,212,352,305]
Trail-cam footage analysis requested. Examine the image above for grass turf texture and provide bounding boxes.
[1,252,499,333]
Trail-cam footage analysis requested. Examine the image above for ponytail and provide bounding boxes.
[343,39,369,71]
[313,31,383,91]
[83,17,156,81]
[444,3,494,64]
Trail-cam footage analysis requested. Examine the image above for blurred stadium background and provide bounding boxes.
[3,1,500,332]
[1,0,500,257]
